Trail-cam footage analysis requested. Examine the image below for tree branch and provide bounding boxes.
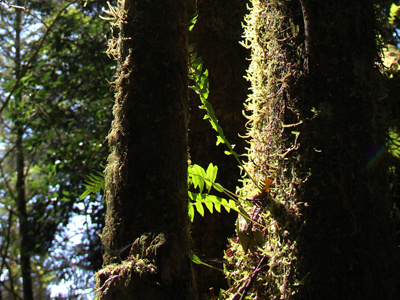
[0,0,78,115]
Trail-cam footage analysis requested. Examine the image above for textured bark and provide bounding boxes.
[188,0,249,295]
[296,1,400,298]
[95,0,196,299]
[225,0,400,298]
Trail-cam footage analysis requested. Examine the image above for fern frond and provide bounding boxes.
[79,171,105,200]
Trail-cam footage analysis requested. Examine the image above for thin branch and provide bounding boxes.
[0,113,13,131]
[0,163,16,201]
[5,259,22,300]
[0,211,13,275]
[0,0,25,10]
[237,255,268,300]
[23,8,49,29]
[299,0,312,72]
[0,144,16,165]
[0,145,17,201]
[0,44,13,59]
[0,0,78,115]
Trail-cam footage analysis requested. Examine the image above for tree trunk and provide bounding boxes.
[225,0,400,299]
[16,130,34,300]
[95,0,197,299]
[188,0,249,295]
[15,5,34,300]
[295,1,400,298]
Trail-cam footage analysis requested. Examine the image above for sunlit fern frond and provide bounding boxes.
[79,171,105,200]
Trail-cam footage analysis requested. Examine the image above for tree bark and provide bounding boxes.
[226,0,400,298]
[296,1,400,298]
[95,0,197,299]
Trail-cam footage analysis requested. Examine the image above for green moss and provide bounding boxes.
[222,1,306,299]
[226,1,399,299]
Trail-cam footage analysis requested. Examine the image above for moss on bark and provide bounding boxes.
[224,0,400,299]
[95,0,197,298]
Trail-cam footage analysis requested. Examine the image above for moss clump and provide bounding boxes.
[95,258,158,300]
[95,232,168,300]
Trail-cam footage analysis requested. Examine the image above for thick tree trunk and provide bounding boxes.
[188,0,249,295]
[296,1,400,298]
[95,0,196,299]
[226,0,400,299]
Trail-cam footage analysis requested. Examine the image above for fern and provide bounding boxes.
[80,162,251,224]
[189,49,261,192]
[81,23,256,222]
[187,163,239,222]
[79,170,105,201]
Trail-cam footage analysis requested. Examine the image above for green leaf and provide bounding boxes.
[188,14,198,31]
[389,127,400,159]
[79,190,91,201]
[79,170,105,200]
[206,163,217,181]
[195,201,205,216]
[187,250,223,272]
[188,250,202,265]
[205,163,218,192]
[190,164,206,193]
[229,200,236,210]
[390,4,400,25]
[204,198,214,213]
[188,204,195,222]
[206,195,221,213]
[221,198,230,213]
[191,85,200,94]
[216,136,225,146]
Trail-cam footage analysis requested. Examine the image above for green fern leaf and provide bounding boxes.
[79,171,105,200]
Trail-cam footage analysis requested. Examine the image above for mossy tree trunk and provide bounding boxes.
[225,0,400,299]
[188,0,249,295]
[95,0,197,299]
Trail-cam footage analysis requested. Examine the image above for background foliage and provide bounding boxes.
[0,0,114,298]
